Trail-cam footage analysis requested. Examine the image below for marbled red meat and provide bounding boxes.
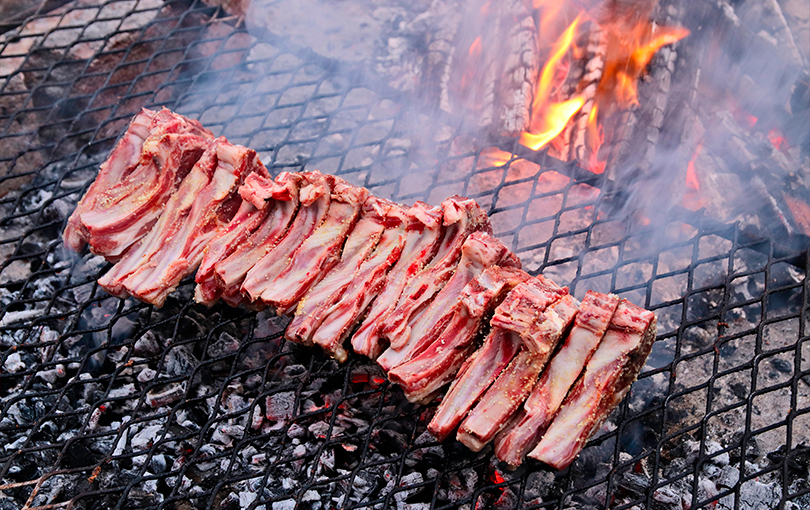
[64,108,213,254]
[457,293,580,451]
[310,224,407,362]
[195,171,301,306]
[286,196,397,347]
[494,291,620,468]
[379,196,491,351]
[241,171,334,302]
[529,301,656,469]
[377,231,517,372]
[78,132,212,260]
[98,138,264,307]
[256,179,369,313]
[389,266,530,404]
[350,202,443,359]
[213,172,305,307]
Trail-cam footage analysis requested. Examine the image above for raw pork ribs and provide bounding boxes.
[65,108,658,470]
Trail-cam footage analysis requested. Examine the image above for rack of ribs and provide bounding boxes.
[68,108,659,471]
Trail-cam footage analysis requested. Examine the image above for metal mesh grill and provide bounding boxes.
[1,1,808,509]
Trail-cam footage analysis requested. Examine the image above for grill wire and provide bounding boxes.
[1,1,808,509]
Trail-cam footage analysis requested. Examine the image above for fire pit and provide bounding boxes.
[1,0,808,509]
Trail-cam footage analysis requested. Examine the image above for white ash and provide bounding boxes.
[3,352,25,373]
[272,499,296,510]
[137,367,157,383]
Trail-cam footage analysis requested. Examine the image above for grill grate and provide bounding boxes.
[1,1,809,509]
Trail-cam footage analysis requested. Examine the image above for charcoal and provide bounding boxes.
[618,472,650,497]
[150,454,168,474]
[164,345,199,377]
[62,441,98,468]
[651,486,684,510]
[134,331,162,356]
[146,383,185,408]
[287,423,307,439]
[137,367,157,383]
[207,331,241,358]
[767,443,810,475]
[266,391,296,423]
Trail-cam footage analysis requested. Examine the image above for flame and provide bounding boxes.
[481,147,514,167]
[469,36,482,57]
[600,23,690,109]
[586,104,606,174]
[682,141,706,211]
[531,15,581,122]
[520,16,585,152]
[517,5,687,159]
[520,96,585,150]
[532,0,565,34]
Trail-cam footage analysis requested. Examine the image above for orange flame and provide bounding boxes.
[682,141,706,211]
[521,97,585,150]
[481,147,514,167]
[533,0,565,34]
[508,1,689,169]
[586,104,606,174]
[469,36,482,57]
[531,15,581,122]
[520,16,585,152]
[600,22,690,109]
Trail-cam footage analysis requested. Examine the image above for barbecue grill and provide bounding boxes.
[1,1,808,509]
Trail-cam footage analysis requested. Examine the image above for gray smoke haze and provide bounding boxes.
[230,0,809,252]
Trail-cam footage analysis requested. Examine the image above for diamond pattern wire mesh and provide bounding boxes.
[0,1,808,509]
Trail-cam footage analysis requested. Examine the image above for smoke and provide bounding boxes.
[221,0,810,250]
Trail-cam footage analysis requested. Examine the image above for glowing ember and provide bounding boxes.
[480,147,515,167]
[768,128,789,152]
[683,141,707,211]
[489,470,506,484]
